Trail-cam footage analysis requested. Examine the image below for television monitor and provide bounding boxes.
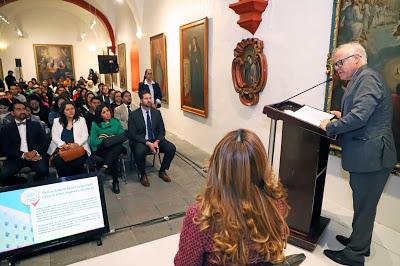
[98,55,119,74]
[0,173,109,261]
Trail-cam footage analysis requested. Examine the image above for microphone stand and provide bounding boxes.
[277,78,333,106]
[268,77,332,167]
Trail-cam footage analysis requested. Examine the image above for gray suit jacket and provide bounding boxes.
[114,104,135,130]
[326,65,396,172]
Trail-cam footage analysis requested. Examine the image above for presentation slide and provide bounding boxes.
[0,176,105,253]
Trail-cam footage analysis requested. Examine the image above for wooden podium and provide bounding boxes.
[263,101,334,251]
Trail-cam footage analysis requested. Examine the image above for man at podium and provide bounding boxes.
[320,42,396,266]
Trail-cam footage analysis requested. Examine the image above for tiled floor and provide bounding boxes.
[1,132,399,266]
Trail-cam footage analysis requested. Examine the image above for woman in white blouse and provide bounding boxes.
[48,102,91,177]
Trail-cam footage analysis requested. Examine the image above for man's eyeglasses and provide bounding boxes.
[333,54,359,69]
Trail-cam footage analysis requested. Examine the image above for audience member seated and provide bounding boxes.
[54,86,70,99]
[99,84,112,104]
[48,102,90,177]
[128,91,175,187]
[174,129,304,266]
[9,85,26,103]
[73,87,87,109]
[138,68,162,108]
[48,96,67,127]
[0,98,12,125]
[110,90,122,113]
[80,91,94,114]
[114,91,133,130]
[42,80,54,106]
[90,104,126,194]
[25,81,35,94]
[87,80,97,95]
[28,94,50,126]
[84,96,101,131]
[0,102,49,186]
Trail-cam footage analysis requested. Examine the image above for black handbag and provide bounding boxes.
[100,133,127,149]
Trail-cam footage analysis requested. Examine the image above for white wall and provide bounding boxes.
[0,0,110,82]
[114,0,140,91]
[137,0,400,232]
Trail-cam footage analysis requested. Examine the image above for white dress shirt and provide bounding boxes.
[141,107,152,140]
[15,119,28,153]
[144,79,161,105]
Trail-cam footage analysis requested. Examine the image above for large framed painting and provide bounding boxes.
[326,0,400,175]
[117,43,127,90]
[33,44,75,81]
[180,17,208,117]
[150,33,169,104]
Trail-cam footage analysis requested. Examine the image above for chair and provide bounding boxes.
[93,153,127,184]
[130,146,162,169]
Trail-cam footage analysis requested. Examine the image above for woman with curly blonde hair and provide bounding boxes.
[175,129,304,266]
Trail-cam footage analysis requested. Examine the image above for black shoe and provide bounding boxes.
[112,182,120,194]
[323,249,364,266]
[336,235,370,257]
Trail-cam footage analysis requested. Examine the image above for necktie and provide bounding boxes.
[127,105,131,113]
[16,121,26,126]
[146,111,154,141]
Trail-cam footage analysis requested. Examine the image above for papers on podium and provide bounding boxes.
[283,105,335,127]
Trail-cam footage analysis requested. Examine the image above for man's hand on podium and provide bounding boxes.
[330,110,342,118]
[320,119,331,131]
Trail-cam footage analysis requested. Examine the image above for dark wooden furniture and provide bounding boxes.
[263,101,335,251]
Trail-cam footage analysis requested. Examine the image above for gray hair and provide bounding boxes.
[333,42,367,64]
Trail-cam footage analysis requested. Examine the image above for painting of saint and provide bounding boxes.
[150,33,169,103]
[118,43,127,90]
[33,44,75,81]
[180,18,208,117]
[327,0,400,174]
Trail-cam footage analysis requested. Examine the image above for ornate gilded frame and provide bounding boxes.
[33,44,75,82]
[232,38,267,106]
[150,33,169,104]
[179,17,208,118]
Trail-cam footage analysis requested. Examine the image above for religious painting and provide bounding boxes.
[232,38,267,106]
[326,0,400,175]
[33,44,75,82]
[117,43,127,90]
[150,33,169,104]
[180,17,208,117]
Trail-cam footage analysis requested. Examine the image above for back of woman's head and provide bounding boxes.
[196,129,289,265]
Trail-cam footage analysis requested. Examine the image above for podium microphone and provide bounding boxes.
[278,78,333,105]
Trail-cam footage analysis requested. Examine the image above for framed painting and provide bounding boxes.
[150,33,169,104]
[117,43,127,90]
[180,17,208,117]
[33,44,75,82]
[326,0,400,175]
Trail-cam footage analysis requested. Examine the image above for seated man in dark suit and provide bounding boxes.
[83,96,101,131]
[138,69,162,108]
[0,102,49,186]
[128,91,175,187]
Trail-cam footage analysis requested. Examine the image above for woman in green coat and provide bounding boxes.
[90,104,125,194]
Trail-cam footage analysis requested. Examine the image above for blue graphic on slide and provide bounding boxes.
[0,189,34,252]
